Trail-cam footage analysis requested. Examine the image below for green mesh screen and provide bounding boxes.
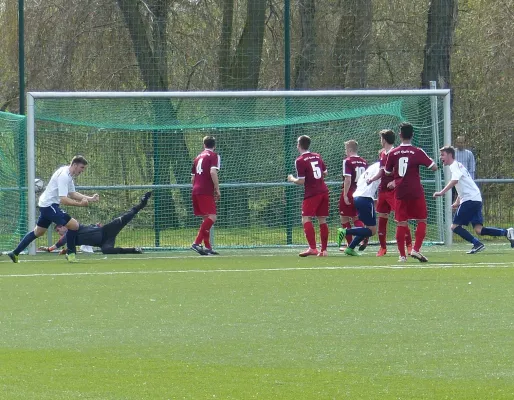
[0,111,27,252]
[31,94,447,249]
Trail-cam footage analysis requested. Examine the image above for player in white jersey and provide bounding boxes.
[434,146,514,253]
[5,155,99,263]
[339,162,381,256]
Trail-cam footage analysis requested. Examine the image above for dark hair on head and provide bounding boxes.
[439,145,455,158]
[379,129,395,145]
[71,155,88,166]
[297,135,311,150]
[203,136,216,149]
[399,122,414,140]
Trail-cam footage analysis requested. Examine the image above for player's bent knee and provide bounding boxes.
[34,226,47,237]
[66,218,80,230]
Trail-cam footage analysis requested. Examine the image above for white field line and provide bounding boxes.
[0,261,513,278]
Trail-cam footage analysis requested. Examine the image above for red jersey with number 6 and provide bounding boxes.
[191,149,221,195]
[384,144,435,200]
[295,152,328,199]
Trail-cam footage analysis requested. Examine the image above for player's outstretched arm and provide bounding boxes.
[287,174,305,185]
[69,192,100,202]
[433,179,458,197]
[367,168,383,184]
[60,195,89,207]
[47,234,67,250]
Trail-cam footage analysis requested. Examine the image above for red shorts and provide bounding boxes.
[376,190,395,214]
[338,193,357,218]
[394,197,427,222]
[192,194,216,216]
[302,192,329,217]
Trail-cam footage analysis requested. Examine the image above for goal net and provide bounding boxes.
[26,90,451,252]
[0,111,27,251]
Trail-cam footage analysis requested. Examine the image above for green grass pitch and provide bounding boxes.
[1,244,514,399]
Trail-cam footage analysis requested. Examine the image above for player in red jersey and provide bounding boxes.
[338,140,368,249]
[384,123,438,262]
[190,136,221,255]
[367,129,413,257]
[287,135,330,257]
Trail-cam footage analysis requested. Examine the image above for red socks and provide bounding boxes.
[414,221,427,252]
[195,218,215,248]
[378,217,388,248]
[343,222,352,245]
[319,223,329,251]
[303,221,317,249]
[396,225,409,257]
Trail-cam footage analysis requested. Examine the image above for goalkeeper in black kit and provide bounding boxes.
[41,192,152,255]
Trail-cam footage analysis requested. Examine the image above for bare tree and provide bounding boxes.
[216,0,268,225]
[294,0,316,89]
[218,0,267,90]
[332,0,372,88]
[116,0,192,229]
[421,0,458,88]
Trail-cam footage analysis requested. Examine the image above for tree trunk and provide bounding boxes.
[332,0,372,88]
[218,0,234,90]
[223,0,267,90]
[421,0,458,89]
[294,0,316,89]
[216,0,268,227]
[116,0,193,230]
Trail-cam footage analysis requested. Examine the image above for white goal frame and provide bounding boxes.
[26,89,452,255]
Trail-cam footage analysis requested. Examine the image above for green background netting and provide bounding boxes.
[30,94,446,250]
[0,111,27,251]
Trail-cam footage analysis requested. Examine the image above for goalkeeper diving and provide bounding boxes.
[41,192,151,255]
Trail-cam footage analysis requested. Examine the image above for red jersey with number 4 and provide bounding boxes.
[191,149,221,195]
[295,152,328,199]
[342,156,368,195]
[384,144,435,200]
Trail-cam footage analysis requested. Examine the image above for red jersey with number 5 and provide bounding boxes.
[295,152,328,199]
[191,149,221,195]
[384,144,435,200]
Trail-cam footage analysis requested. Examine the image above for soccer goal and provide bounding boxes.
[25,89,452,254]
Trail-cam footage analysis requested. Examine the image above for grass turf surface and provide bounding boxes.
[1,244,514,399]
